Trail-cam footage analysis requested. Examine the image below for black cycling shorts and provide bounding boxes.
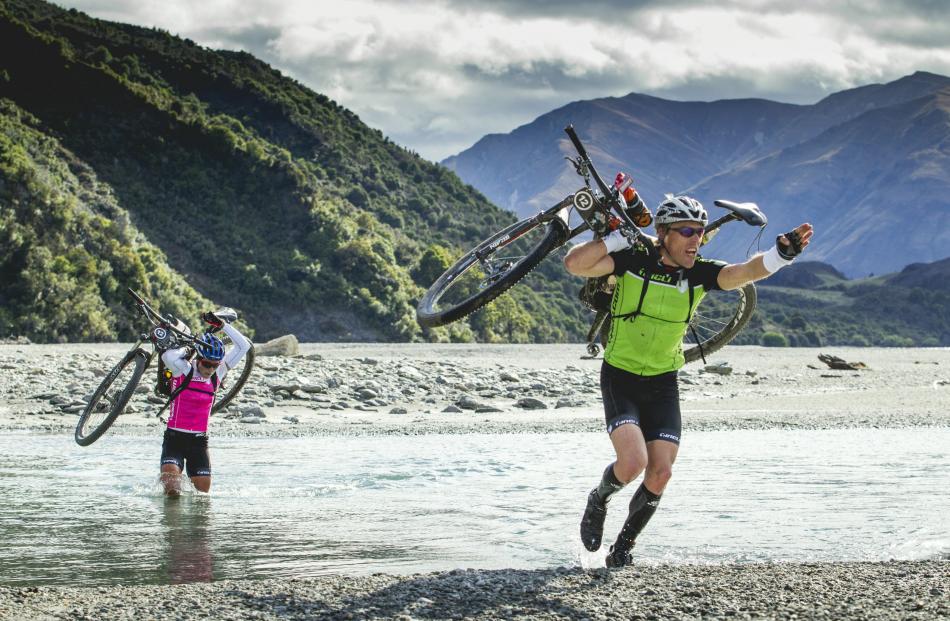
[600,362,681,444]
[160,428,211,477]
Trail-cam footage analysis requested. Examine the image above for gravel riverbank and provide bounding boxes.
[1,344,948,436]
[1,561,946,620]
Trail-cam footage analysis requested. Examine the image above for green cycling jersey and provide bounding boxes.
[604,244,725,376]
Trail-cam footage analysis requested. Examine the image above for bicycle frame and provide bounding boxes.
[126,288,208,372]
[528,127,758,254]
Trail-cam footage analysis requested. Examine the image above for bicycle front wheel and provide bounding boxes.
[75,348,148,446]
[212,342,255,414]
[416,216,567,328]
[683,282,757,362]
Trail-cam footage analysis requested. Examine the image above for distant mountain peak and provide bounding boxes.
[444,71,950,278]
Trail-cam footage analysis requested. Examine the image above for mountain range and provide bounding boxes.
[443,72,950,278]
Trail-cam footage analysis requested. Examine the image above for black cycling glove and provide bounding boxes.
[201,311,224,328]
[777,229,804,260]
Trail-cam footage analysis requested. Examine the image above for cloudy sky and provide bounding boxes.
[58,0,950,161]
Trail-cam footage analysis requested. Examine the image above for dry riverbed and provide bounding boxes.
[0,344,947,436]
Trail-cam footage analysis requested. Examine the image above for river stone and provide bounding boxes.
[398,366,423,381]
[456,395,479,410]
[283,416,299,423]
[389,407,408,415]
[269,384,301,393]
[704,363,733,375]
[442,405,463,413]
[516,397,547,410]
[357,389,379,401]
[241,406,266,418]
[475,405,504,413]
[256,335,299,357]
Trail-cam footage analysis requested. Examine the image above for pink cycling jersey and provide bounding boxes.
[161,323,251,434]
[165,367,217,433]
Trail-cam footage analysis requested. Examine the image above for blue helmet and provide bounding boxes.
[195,333,225,361]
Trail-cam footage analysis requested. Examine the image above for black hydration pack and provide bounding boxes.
[156,356,176,397]
[578,276,614,313]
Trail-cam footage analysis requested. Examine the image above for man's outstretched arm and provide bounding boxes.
[718,223,813,291]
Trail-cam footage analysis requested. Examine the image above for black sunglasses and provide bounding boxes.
[670,226,705,238]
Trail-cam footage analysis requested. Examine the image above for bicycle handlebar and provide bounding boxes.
[126,288,200,344]
[565,125,615,201]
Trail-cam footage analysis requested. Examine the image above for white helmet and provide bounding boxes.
[654,195,707,226]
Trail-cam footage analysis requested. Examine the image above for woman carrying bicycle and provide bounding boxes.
[564,194,813,567]
[159,313,251,496]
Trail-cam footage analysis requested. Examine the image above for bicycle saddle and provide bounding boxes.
[213,307,238,324]
[713,200,768,227]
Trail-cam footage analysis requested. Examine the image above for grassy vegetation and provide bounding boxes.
[0,100,213,341]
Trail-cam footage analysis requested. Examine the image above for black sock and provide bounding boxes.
[614,483,662,550]
[593,463,625,504]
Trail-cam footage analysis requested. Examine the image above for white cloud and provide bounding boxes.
[56,0,950,160]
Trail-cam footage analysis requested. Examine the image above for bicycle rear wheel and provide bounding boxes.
[416,216,567,328]
[683,282,757,362]
[597,283,757,363]
[75,348,148,446]
[212,342,255,413]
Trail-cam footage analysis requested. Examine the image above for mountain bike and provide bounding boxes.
[416,125,767,360]
[74,288,255,446]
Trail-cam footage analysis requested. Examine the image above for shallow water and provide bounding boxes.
[1,428,947,586]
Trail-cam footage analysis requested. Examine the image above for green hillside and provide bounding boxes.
[0,99,212,341]
[0,0,586,343]
[746,261,950,347]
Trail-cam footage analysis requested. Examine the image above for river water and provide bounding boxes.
[1,429,947,586]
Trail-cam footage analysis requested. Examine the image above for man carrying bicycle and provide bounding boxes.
[564,194,813,567]
[159,312,251,496]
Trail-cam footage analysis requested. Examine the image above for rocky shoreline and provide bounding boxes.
[0,344,947,436]
[1,561,946,620]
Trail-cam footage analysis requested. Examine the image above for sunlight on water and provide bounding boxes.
[0,428,947,586]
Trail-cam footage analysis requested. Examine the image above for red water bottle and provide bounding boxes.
[613,172,651,226]
[613,172,640,207]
